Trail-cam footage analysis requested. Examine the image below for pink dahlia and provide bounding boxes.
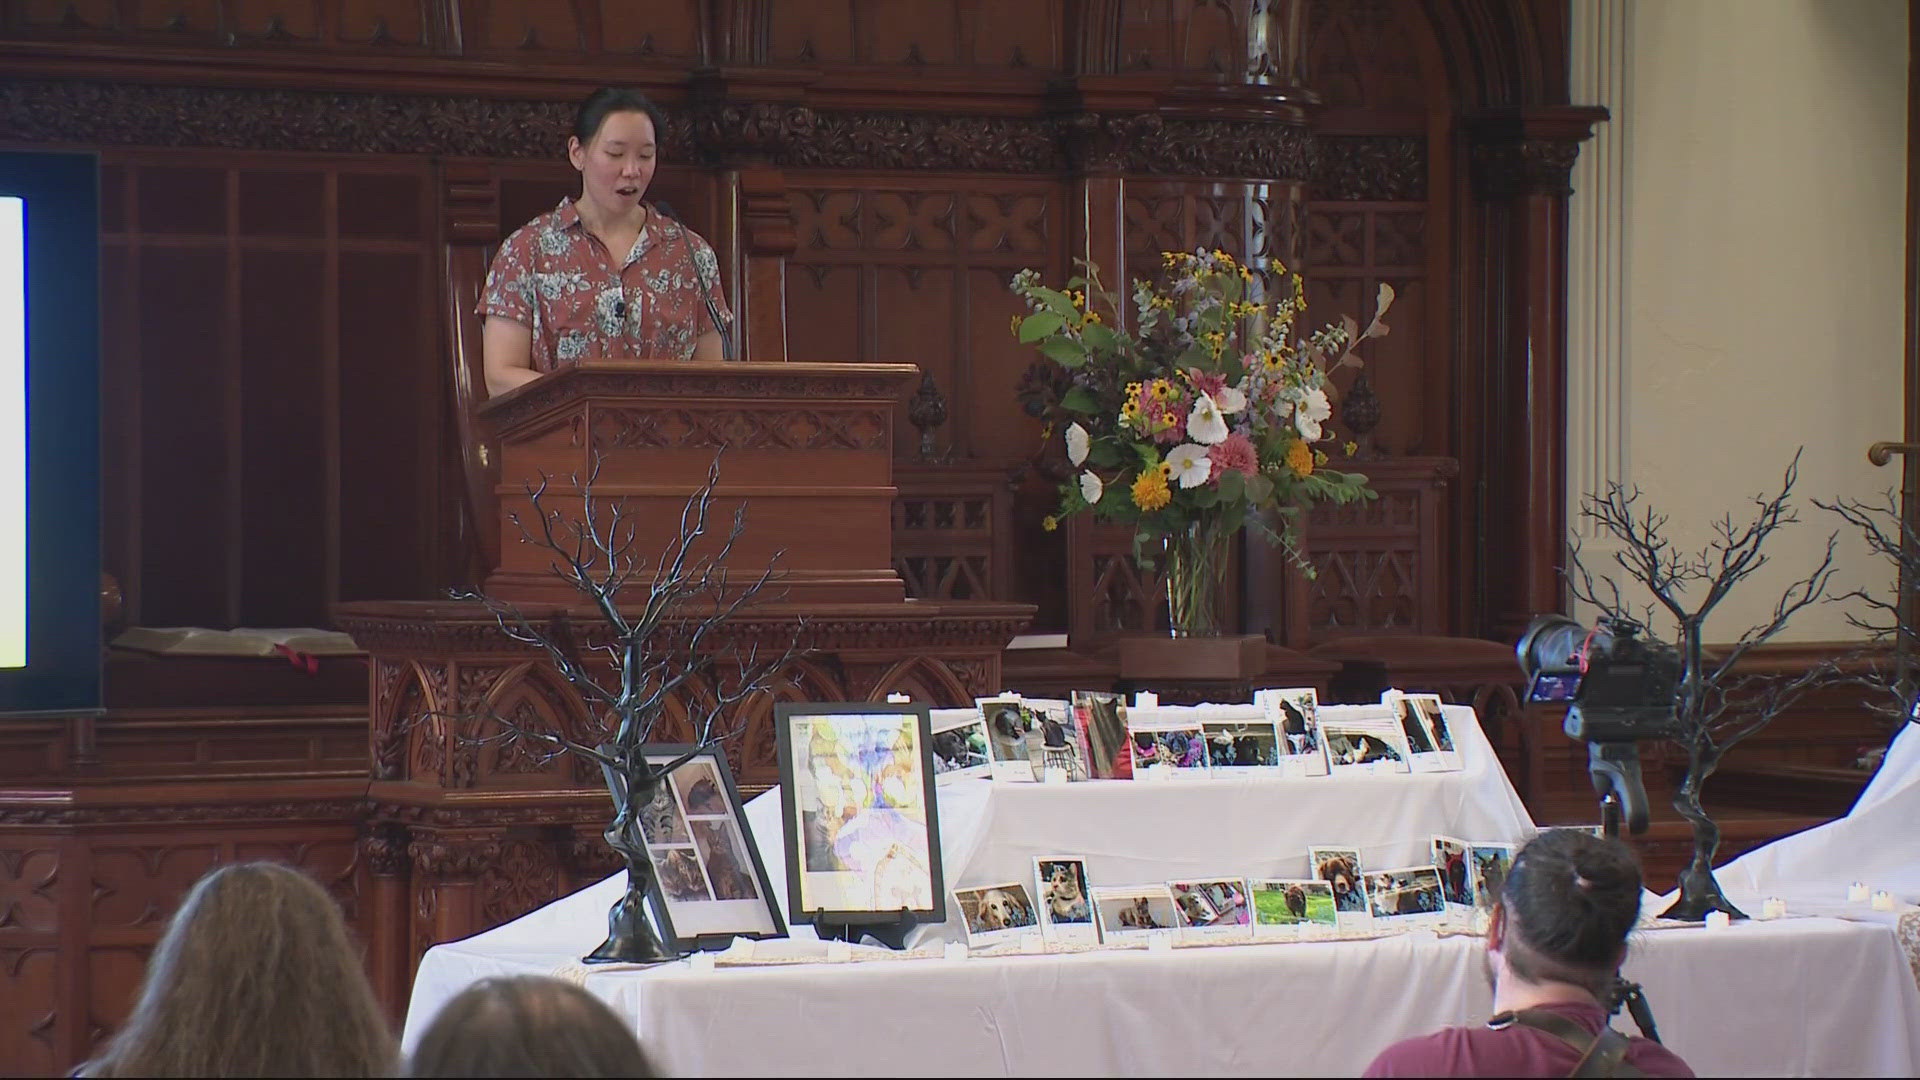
[1186,368,1228,398]
[1208,431,1259,477]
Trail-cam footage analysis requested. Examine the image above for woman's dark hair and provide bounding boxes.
[573,88,665,146]
[408,975,656,1078]
[79,862,396,1077]
[1500,830,1643,991]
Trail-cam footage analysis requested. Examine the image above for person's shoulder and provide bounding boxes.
[498,200,575,252]
[1628,1037,1696,1078]
[1362,1026,1476,1077]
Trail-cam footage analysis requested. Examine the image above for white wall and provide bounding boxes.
[1567,0,1908,642]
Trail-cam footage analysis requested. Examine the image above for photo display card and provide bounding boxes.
[636,745,785,950]
[1364,865,1448,926]
[1090,885,1179,945]
[1319,704,1412,775]
[977,695,1040,782]
[775,703,945,926]
[1026,697,1092,782]
[1033,857,1099,945]
[1385,691,1463,773]
[1250,879,1339,939]
[1169,878,1253,943]
[1073,690,1133,779]
[1469,843,1515,912]
[1195,703,1284,775]
[1126,707,1209,778]
[929,707,991,783]
[1256,687,1331,777]
[1430,835,1475,909]
[954,882,1040,950]
[1308,846,1373,926]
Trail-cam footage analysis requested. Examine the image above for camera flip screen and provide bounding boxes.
[1526,671,1583,704]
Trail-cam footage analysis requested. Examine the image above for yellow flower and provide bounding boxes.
[1010,314,1021,335]
[1285,440,1314,478]
[1083,311,1102,325]
[1313,449,1329,466]
[1042,515,1059,532]
[1343,440,1359,457]
[1131,467,1172,511]
[1269,258,1287,273]
[1162,251,1182,268]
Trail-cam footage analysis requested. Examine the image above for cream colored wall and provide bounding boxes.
[1569,0,1908,642]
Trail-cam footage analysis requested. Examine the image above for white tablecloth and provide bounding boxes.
[401,708,1920,1076]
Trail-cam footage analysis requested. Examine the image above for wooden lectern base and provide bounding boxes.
[1117,633,1269,681]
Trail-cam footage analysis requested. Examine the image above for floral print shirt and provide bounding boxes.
[478,198,733,369]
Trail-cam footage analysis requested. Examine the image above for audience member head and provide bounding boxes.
[408,975,657,1078]
[82,861,395,1077]
[1491,830,1644,1001]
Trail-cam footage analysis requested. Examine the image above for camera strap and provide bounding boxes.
[1489,1010,1643,1078]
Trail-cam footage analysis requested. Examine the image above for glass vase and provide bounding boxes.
[1164,519,1233,637]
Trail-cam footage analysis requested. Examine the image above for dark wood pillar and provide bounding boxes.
[1465,107,1606,643]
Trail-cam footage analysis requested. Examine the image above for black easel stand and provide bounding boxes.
[813,908,917,951]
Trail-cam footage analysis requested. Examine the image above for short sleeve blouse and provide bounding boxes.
[477,198,733,369]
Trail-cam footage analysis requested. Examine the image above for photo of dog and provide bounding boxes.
[1309,847,1369,913]
[1261,688,1321,757]
[691,820,760,902]
[1470,843,1515,911]
[638,780,690,846]
[673,760,728,816]
[1201,722,1280,768]
[1366,866,1447,920]
[1035,858,1092,924]
[1091,887,1178,940]
[1250,879,1338,929]
[955,882,1039,943]
[1170,879,1250,927]
[1431,836,1473,907]
[1321,724,1408,769]
[655,847,710,903]
[1129,727,1207,771]
[929,718,991,776]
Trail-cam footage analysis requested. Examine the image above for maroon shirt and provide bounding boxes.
[1364,1002,1695,1078]
[478,197,732,369]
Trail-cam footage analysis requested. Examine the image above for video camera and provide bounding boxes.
[1516,614,1684,837]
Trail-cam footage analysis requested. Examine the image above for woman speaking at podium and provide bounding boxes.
[479,87,734,397]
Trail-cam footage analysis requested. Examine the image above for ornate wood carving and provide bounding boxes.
[1312,135,1426,201]
[588,406,891,452]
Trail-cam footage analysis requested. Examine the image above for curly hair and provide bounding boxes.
[81,862,395,1077]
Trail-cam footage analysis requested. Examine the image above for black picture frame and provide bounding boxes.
[635,743,786,953]
[774,701,946,946]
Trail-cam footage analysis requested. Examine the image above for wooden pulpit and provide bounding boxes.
[476,359,921,607]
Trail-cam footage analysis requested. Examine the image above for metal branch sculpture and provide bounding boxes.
[447,451,803,963]
[1817,491,1920,738]
[1567,452,1839,920]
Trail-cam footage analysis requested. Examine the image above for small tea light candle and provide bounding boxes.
[689,951,716,972]
[1872,890,1897,911]
[885,692,911,703]
[1849,882,1871,903]
[1147,931,1175,953]
[1042,765,1071,784]
[943,941,970,962]
[1762,897,1787,920]
[723,937,757,962]
[1020,931,1046,954]
[1134,691,1158,708]
[1704,910,1732,931]
[826,940,853,963]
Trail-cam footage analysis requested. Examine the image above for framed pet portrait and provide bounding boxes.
[775,702,947,935]
[636,744,786,952]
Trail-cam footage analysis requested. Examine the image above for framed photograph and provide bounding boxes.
[1090,885,1178,944]
[1308,846,1371,922]
[1073,690,1133,778]
[1250,879,1338,939]
[953,882,1040,949]
[1385,691,1462,773]
[977,695,1040,781]
[1256,687,1330,777]
[1365,866,1448,926]
[1200,716,1282,773]
[1027,698,1092,781]
[1430,835,1474,908]
[1127,709,1209,776]
[635,745,785,952]
[1033,857,1099,944]
[1469,843,1515,912]
[775,702,945,929]
[930,707,991,783]
[1319,705,1411,775]
[1169,878,1253,943]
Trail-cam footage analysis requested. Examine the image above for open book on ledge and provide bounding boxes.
[110,626,363,658]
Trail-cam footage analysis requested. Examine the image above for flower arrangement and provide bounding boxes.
[1010,249,1394,635]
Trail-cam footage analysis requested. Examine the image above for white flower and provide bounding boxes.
[1065,422,1089,467]
[1187,393,1230,445]
[1295,386,1332,441]
[1215,384,1248,414]
[1079,471,1104,505]
[1166,443,1213,489]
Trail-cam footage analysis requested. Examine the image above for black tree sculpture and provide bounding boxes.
[1568,452,1838,920]
[449,453,800,964]
[1819,491,1920,736]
